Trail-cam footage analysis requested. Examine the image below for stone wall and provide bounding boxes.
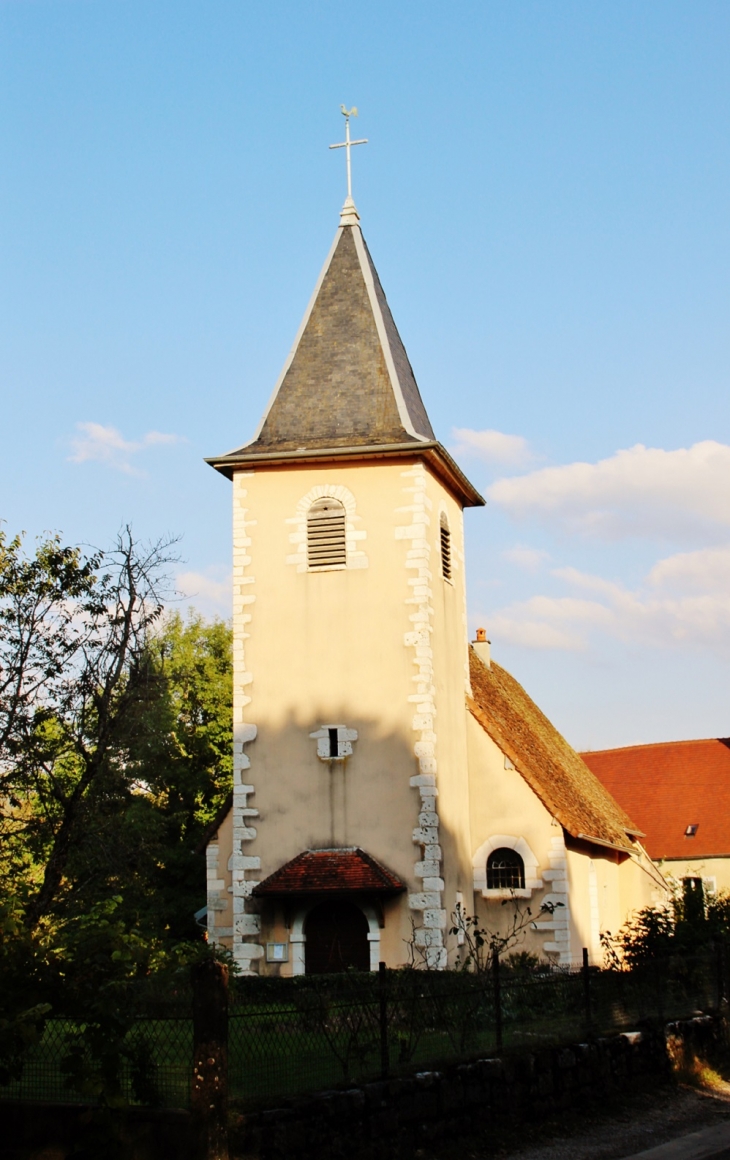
[231,1015,726,1160]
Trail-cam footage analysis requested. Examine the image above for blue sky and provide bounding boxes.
[2,1,729,749]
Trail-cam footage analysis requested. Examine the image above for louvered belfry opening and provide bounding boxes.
[307,497,347,570]
[440,515,452,581]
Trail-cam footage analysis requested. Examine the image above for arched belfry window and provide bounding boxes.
[439,514,452,581]
[486,848,525,891]
[307,497,347,570]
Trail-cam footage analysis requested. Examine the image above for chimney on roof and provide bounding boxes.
[473,627,491,668]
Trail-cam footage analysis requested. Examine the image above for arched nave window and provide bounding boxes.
[486,847,526,891]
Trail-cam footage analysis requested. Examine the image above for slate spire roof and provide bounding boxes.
[207,208,484,507]
[249,221,434,452]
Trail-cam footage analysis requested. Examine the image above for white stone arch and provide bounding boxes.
[285,484,368,573]
[472,834,543,899]
[288,899,381,976]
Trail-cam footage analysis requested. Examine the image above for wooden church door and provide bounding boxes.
[304,901,370,974]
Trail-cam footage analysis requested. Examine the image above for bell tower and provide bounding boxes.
[206,189,484,974]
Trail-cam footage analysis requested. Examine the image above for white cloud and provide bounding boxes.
[501,545,550,572]
[487,613,587,652]
[450,427,534,467]
[647,546,730,595]
[68,422,182,475]
[488,440,730,543]
[176,569,232,618]
[486,546,730,657]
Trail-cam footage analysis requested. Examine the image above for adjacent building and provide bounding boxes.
[583,739,730,902]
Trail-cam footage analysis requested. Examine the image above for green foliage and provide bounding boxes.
[602,890,730,968]
[0,904,52,1088]
[42,898,230,1105]
[0,900,53,1086]
[0,1004,51,1087]
[0,525,232,936]
[0,526,235,1089]
[447,897,562,973]
[64,610,233,939]
[0,526,177,924]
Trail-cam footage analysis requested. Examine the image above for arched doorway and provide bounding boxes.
[304,900,370,974]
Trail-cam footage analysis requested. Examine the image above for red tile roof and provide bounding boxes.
[252,848,405,897]
[581,739,730,861]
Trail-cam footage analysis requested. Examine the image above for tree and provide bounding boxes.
[63,611,233,938]
[602,892,730,969]
[0,528,238,1096]
[0,526,176,926]
[0,529,97,770]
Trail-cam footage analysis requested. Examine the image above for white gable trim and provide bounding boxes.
[351,226,428,443]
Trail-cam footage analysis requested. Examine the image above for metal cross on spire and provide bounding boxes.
[329,105,368,212]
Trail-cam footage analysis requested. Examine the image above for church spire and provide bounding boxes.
[220,216,436,455]
[207,114,484,508]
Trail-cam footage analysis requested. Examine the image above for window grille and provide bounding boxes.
[307,498,347,570]
[486,848,525,890]
[440,515,452,581]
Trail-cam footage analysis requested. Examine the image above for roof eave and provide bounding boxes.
[466,691,635,851]
[205,440,485,508]
[574,833,634,855]
[252,884,405,899]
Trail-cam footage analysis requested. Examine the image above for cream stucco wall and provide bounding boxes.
[564,844,661,965]
[657,857,730,897]
[216,456,474,973]
[208,450,669,975]
[465,713,569,962]
[465,712,667,967]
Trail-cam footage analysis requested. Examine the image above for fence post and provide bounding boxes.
[582,947,592,1033]
[191,957,229,1160]
[493,948,503,1050]
[716,942,726,1010]
[379,961,389,1079]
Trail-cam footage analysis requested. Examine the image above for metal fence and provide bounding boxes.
[1,948,725,1110]
[0,1015,193,1109]
[226,950,723,1102]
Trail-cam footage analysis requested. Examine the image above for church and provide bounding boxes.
[203,176,666,976]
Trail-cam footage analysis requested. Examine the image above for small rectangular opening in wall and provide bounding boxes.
[266,942,289,963]
[328,727,339,758]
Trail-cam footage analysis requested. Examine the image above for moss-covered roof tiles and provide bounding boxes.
[468,647,639,851]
